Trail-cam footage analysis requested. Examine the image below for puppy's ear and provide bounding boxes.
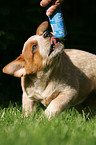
[3,55,25,77]
[36,21,48,36]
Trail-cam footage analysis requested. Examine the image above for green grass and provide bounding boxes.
[0,105,96,145]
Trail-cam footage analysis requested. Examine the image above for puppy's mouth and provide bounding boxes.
[48,37,59,56]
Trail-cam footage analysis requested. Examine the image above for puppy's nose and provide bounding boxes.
[43,31,52,38]
[49,32,53,37]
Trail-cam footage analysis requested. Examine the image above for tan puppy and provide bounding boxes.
[3,21,96,118]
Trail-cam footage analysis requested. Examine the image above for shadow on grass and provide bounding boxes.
[75,90,96,119]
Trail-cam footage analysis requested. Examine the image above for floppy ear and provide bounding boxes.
[3,55,25,77]
[36,21,48,36]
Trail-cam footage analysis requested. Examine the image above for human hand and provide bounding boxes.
[40,0,64,16]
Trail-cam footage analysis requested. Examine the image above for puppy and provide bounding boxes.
[3,21,96,118]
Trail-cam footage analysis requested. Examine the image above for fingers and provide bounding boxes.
[40,0,64,16]
[40,0,53,7]
[40,0,64,7]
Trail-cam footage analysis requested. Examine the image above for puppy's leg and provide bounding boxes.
[45,90,77,119]
[22,92,34,116]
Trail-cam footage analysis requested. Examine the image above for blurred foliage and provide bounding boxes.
[0,0,96,106]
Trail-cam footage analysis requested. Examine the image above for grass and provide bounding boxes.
[0,104,96,145]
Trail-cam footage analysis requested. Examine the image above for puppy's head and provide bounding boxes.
[3,21,64,77]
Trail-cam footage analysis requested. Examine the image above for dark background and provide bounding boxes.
[0,0,96,107]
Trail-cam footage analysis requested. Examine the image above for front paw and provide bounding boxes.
[45,109,52,120]
[45,106,59,119]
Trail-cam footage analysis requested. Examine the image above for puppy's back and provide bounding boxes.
[65,49,96,82]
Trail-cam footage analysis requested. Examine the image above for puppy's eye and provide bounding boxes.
[32,43,37,53]
[43,31,49,38]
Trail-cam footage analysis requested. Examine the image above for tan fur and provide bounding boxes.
[3,21,96,119]
[23,40,43,74]
[3,55,25,77]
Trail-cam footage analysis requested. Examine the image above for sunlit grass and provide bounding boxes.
[0,105,96,145]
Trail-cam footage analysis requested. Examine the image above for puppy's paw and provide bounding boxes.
[45,106,59,120]
[45,109,52,120]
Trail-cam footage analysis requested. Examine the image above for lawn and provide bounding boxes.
[0,105,96,145]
